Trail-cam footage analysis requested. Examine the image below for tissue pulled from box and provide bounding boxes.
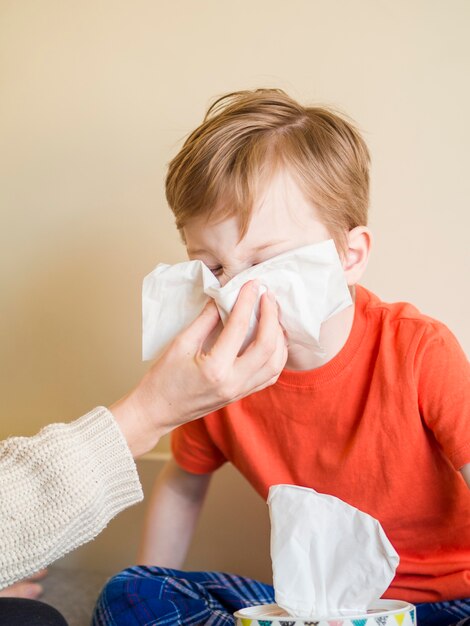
[267,485,399,619]
[142,239,352,360]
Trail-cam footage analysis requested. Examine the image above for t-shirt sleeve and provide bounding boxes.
[171,413,227,474]
[417,321,470,469]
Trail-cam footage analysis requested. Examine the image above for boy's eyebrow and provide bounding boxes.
[187,239,286,256]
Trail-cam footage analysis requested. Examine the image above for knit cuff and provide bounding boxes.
[0,407,143,589]
[68,406,144,514]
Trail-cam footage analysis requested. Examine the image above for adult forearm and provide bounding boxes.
[0,407,142,590]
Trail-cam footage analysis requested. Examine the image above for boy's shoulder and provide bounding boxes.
[358,285,462,353]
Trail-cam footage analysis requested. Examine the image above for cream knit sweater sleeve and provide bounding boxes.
[0,406,143,590]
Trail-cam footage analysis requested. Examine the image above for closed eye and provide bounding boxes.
[208,266,223,276]
[209,262,260,278]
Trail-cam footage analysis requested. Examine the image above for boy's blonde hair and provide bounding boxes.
[165,89,370,252]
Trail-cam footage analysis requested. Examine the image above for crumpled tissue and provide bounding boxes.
[267,485,400,619]
[142,239,352,361]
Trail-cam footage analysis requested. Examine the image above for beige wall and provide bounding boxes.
[1,0,469,457]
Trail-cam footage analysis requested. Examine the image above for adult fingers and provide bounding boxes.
[238,290,286,371]
[241,320,288,391]
[177,300,221,347]
[28,569,48,581]
[230,331,287,400]
[208,280,259,361]
[0,581,44,599]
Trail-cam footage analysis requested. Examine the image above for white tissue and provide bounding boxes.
[142,239,352,361]
[267,485,399,619]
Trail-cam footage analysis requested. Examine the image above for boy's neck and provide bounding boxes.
[285,287,356,371]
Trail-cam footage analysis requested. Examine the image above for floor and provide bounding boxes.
[41,567,109,626]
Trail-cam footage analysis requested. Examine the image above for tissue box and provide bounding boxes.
[234,599,416,626]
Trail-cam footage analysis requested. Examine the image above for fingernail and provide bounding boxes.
[267,288,275,302]
[251,280,260,292]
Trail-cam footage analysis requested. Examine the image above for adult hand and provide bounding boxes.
[112,281,287,456]
[0,570,47,599]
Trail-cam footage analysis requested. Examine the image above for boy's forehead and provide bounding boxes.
[184,168,331,258]
[184,214,264,256]
[186,228,286,258]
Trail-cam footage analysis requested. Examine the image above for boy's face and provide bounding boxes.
[184,169,333,286]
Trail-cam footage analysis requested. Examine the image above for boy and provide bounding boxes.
[93,90,470,626]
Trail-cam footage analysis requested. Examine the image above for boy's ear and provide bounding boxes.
[342,226,372,286]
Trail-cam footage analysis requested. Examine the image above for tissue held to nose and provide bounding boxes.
[267,485,400,619]
[142,239,352,361]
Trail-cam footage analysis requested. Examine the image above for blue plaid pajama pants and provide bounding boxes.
[91,567,470,626]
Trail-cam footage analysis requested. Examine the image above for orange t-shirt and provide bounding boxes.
[172,285,470,603]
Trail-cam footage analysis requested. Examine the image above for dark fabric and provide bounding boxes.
[92,567,274,626]
[0,598,68,626]
[416,600,470,626]
[92,566,470,626]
